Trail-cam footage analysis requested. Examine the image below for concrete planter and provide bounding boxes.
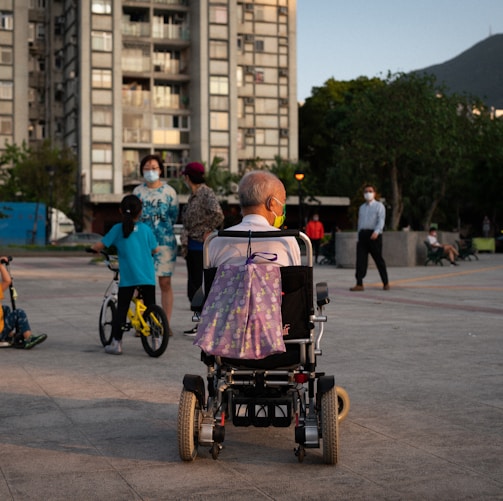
[335,231,459,268]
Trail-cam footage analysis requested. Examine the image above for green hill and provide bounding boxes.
[414,34,503,109]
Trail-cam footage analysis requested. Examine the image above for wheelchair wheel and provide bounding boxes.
[99,298,116,347]
[178,390,201,461]
[140,304,169,357]
[321,386,339,465]
[336,386,350,423]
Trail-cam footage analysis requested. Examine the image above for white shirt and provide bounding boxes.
[357,199,386,234]
[208,214,301,267]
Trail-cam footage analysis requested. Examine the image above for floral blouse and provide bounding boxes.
[181,184,224,248]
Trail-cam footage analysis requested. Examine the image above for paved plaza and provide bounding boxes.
[0,253,502,500]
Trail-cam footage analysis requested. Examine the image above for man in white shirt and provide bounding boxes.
[208,170,301,267]
[350,184,389,291]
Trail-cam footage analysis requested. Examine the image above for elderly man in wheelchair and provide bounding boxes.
[177,171,349,465]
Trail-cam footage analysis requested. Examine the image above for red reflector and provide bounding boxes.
[294,373,309,384]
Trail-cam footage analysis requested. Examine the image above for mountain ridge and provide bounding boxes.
[414,34,503,109]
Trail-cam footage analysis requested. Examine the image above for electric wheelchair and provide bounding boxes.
[177,230,350,465]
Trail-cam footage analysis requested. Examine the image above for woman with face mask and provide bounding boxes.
[133,155,179,330]
[180,162,224,335]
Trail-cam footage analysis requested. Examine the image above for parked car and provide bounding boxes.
[54,232,103,247]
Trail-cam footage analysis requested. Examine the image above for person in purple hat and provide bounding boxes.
[180,162,224,335]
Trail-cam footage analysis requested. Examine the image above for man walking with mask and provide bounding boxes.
[350,184,389,291]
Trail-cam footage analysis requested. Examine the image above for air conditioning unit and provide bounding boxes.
[245,128,255,136]
[278,6,288,15]
[279,98,288,106]
[279,69,288,77]
[245,66,255,74]
[244,34,254,42]
[280,128,289,137]
[245,3,254,11]
[244,97,255,105]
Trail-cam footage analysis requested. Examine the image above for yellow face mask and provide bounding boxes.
[271,197,286,228]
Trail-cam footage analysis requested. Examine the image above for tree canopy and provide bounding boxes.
[299,73,503,234]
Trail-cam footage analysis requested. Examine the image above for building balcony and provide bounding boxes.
[152,24,190,41]
[122,21,151,38]
[122,90,151,108]
[121,58,152,73]
[29,71,45,88]
[29,102,46,120]
[123,128,151,144]
[124,0,188,6]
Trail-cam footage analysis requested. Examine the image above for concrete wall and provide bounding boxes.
[335,231,459,268]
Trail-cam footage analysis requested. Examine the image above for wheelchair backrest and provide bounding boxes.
[203,264,313,340]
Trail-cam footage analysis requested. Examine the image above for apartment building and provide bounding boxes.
[2,0,297,232]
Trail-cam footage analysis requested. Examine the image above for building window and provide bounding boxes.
[255,40,264,52]
[210,76,228,95]
[92,0,112,14]
[209,40,228,59]
[91,31,113,52]
[210,111,229,130]
[210,148,229,166]
[92,69,112,88]
[0,116,12,134]
[0,47,12,64]
[92,144,112,163]
[254,69,264,84]
[36,23,45,39]
[92,106,113,125]
[0,81,13,100]
[210,5,228,24]
[0,13,13,31]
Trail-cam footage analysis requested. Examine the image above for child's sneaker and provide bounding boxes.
[24,334,48,349]
[0,340,12,348]
[105,338,122,355]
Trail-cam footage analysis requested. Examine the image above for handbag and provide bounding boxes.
[194,249,285,359]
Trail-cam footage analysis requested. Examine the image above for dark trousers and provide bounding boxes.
[355,230,389,285]
[186,248,203,302]
[114,285,156,341]
[311,239,321,262]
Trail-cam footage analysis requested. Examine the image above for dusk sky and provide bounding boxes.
[297,0,503,101]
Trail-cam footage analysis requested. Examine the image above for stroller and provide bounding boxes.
[177,230,349,464]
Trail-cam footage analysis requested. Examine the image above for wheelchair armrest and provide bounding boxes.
[316,282,330,307]
[190,287,206,312]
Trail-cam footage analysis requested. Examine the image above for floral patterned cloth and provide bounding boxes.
[133,182,179,276]
[181,184,224,254]
[193,261,285,359]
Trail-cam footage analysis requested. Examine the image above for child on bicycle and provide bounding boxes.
[91,195,159,355]
[0,257,48,349]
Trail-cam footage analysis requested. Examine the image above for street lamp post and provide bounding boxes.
[45,165,55,244]
[294,170,305,230]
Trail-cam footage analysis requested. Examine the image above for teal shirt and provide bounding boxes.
[101,222,158,287]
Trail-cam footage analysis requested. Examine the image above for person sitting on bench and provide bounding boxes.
[427,228,459,266]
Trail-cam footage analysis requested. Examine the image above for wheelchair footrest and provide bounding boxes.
[232,397,292,427]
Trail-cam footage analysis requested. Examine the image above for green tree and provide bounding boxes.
[0,140,78,218]
[336,73,480,230]
[299,76,383,195]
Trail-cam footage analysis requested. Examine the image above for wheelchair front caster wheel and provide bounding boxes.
[210,442,222,460]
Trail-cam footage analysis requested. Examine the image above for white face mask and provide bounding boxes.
[364,192,374,202]
[144,170,159,183]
